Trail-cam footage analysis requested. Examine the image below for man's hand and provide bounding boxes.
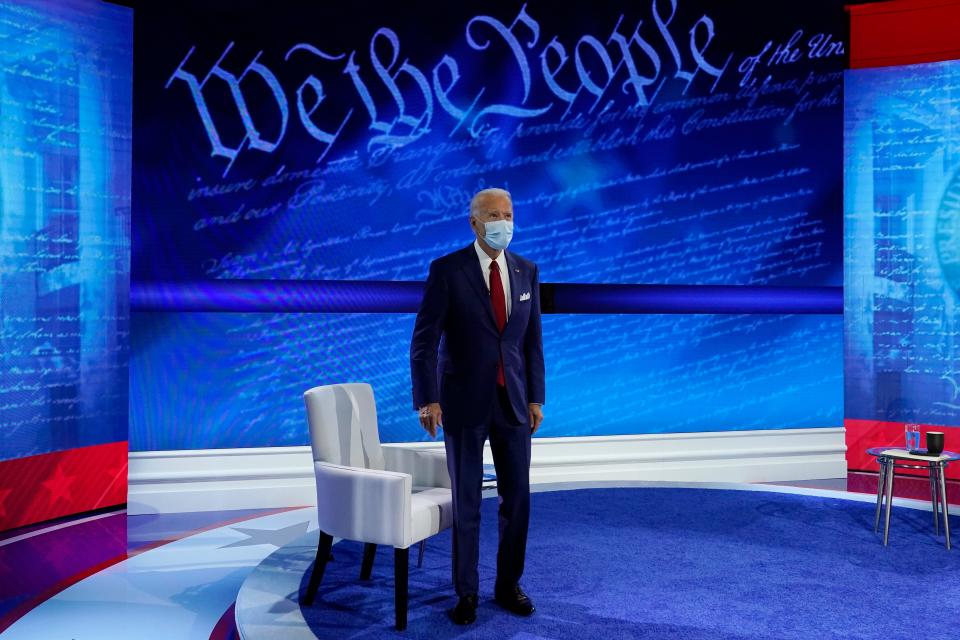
[418,402,442,438]
[528,403,544,434]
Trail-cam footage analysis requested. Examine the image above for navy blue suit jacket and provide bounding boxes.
[411,243,545,428]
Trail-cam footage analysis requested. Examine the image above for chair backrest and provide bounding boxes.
[303,382,385,471]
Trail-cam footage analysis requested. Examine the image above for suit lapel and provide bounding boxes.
[504,250,522,334]
[458,244,498,331]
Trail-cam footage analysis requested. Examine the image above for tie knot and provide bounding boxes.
[490,261,500,273]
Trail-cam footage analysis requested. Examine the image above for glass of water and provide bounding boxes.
[905,424,921,451]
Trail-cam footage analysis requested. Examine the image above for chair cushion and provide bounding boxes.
[409,487,453,545]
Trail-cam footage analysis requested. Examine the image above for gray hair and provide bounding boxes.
[469,188,512,218]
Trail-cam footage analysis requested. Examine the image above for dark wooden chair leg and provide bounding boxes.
[360,543,377,579]
[394,546,409,630]
[301,531,333,605]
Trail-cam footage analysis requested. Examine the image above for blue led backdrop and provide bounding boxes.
[0,0,131,460]
[845,58,960,427]
[132,0,846,449]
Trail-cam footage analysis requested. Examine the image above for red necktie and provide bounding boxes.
[489,260,507,386]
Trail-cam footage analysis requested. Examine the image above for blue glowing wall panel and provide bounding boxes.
[845,59,960,426]
[132,312,841,448]
[131,1,845,449]
[0,0,131,461]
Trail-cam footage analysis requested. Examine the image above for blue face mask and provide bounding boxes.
[482,219,514,250]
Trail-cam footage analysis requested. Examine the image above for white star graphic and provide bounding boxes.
[220,521,311,549]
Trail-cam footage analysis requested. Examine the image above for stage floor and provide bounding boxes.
[1,478,957,639]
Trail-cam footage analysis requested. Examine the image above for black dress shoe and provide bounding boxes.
[494,584,535,616]
[448,594,478,625]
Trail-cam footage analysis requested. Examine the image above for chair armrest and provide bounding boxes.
[313,461,412,547]
[382,446,451,490]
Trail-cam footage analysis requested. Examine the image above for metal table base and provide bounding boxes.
[872,453,952,549]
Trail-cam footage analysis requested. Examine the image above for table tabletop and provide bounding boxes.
[866,447,960,463]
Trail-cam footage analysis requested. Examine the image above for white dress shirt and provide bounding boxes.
[474,239,511,318]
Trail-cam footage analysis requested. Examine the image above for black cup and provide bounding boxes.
[926,431,945,456]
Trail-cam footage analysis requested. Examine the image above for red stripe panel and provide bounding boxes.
[0,442,128,532]
[848,0,960,69]
[845,419,960,480]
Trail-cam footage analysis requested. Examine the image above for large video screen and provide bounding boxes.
[845,59,960,428]
[132,1,845,449]
[0,0,131,529]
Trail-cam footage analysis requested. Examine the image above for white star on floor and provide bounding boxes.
[220,521,311,548]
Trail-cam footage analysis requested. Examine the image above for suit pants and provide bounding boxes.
[443,384,532,597]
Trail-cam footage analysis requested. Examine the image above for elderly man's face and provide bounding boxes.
[471,195,513,241]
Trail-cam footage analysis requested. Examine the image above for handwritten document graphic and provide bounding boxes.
[846,59,960,428]
[0,0,131,460]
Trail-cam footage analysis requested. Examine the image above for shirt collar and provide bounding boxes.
[473,238,506,273]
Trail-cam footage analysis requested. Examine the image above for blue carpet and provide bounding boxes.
[296,488,960,639]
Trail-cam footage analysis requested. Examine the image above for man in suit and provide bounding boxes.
[410,187,545,625]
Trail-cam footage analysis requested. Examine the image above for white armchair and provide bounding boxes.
[300,382,452,631]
